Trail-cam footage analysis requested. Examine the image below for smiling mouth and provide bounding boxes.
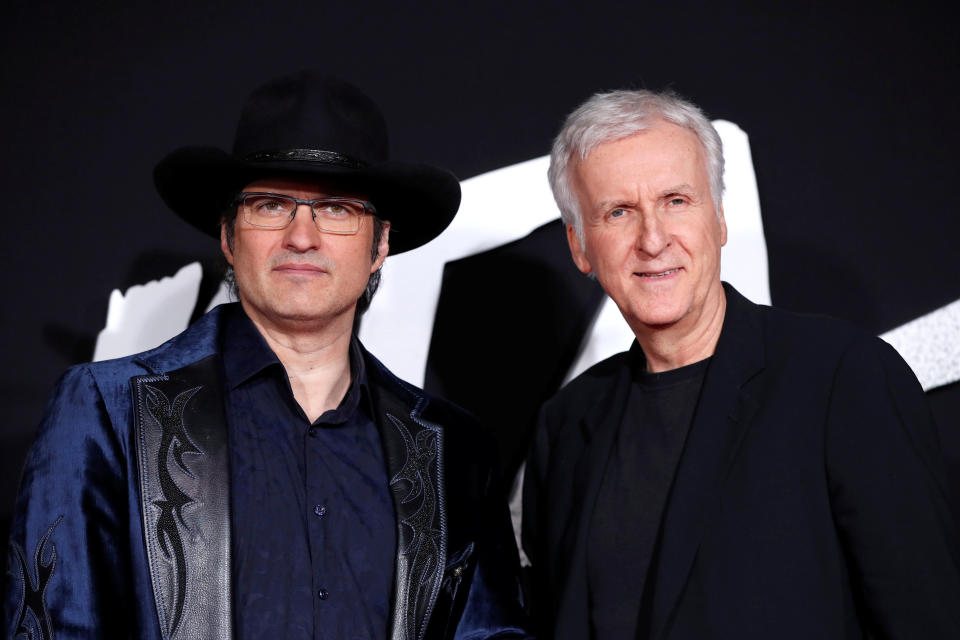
[637,268,681,279]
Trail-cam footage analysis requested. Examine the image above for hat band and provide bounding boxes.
[243,148,369,169]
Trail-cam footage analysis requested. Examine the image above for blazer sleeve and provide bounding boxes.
[439,422,533,640]
[3,365,135,639]
[521,406,553,638]
[826,336,960,638]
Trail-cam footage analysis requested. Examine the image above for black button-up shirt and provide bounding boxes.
[221,305,397,639]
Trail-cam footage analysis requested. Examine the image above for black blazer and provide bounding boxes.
[523,284,960,639]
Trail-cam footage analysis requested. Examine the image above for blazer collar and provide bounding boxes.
[363,345,448,640]
[133,309,448,640]
[551,350,634,640]
[557,285,766,639]
[133,303,230,374]
[132,354,232,639]
[648,283,766,637]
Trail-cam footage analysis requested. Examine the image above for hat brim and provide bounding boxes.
[154,146,461,255]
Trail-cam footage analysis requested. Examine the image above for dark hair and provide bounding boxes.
[220,206,387,318]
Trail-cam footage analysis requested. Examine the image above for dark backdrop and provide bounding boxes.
[3,1,958,558]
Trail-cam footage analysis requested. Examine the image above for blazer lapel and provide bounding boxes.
[132,353,232,640]
[648,286,765,639]
[554,356,634,640]
[366,353,447,640]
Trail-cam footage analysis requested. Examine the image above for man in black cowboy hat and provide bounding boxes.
[3,71,530,640]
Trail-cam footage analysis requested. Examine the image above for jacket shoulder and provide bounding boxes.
[722,282,874,361]
[38,359,144,439]
[756,302,885,362]
[542,350,631,421]
[38,305,232,440]
[80,353,151,391]
[730,293,924,413]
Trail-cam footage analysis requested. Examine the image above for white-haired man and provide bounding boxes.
[522,89,960,639]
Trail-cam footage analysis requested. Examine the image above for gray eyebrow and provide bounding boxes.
[660,183,698,196]
[593,184,700,213]
[594,199,636,212]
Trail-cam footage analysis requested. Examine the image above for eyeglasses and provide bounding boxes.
[234,192,377,234]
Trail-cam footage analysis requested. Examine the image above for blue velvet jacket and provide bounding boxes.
[4,304,530,640]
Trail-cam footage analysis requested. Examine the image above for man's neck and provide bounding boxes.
[633,286,727,373]
[242,303,356,423]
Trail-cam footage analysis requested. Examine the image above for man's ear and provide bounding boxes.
[566,224,592,275]
[371,221,390,273]
[717,203,728,247]
[220,223,234,266]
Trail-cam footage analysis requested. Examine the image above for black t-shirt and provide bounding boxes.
[587,347,710,640]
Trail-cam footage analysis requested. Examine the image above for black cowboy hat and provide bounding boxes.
[154,70,461,254]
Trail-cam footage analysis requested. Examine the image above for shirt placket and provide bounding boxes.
[305,423,334,637]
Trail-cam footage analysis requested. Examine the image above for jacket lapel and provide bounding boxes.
[132,353,232,640]
[648,286,765,638]
[554,356,634,640]
[365,349,447,640]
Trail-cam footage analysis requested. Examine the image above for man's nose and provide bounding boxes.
[282,204,322,251]
[636,212,669,256]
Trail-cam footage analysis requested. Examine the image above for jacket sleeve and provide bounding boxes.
[438,422,533,640]
[3,365,135,639]
[521,406,553,639]
[826,336,960,638]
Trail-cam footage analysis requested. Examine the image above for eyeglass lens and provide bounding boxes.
[241,194,364,233]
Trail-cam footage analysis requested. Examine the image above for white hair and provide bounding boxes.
[548,89,725,242]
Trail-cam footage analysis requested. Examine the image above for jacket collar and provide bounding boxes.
[133,303,229,374]
[556,284,765,640]
[577,283,764,432]
[552,354,634,640]
[648,283,765,637]
[362,344,449,640]
[131,306,448,640]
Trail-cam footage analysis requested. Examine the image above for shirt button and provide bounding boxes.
[314,505,327,517]
[317,588,329,600]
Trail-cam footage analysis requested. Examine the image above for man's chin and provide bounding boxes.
[629,303,688,331]
[276,304,355,324]
[640,317,683,331]
[241,296,357,329]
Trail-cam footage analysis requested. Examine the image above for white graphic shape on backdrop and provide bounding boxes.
[358,155,562,384]
[93,262,202,362]
[361,120,770,386]
[881,299,960,391]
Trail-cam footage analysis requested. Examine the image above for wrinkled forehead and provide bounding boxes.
[574,123,710,193]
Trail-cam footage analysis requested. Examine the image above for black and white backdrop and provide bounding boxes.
[2,1,958,565]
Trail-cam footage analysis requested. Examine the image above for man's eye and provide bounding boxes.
[318,203,351,218]
[667,197,686,207]
[248,197,290,215]
[609,208,627,219]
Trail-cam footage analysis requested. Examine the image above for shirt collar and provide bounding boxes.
[221,304,282,390]
[220,304,371,421]
[629,339,711,386]
[324,338,370,425]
